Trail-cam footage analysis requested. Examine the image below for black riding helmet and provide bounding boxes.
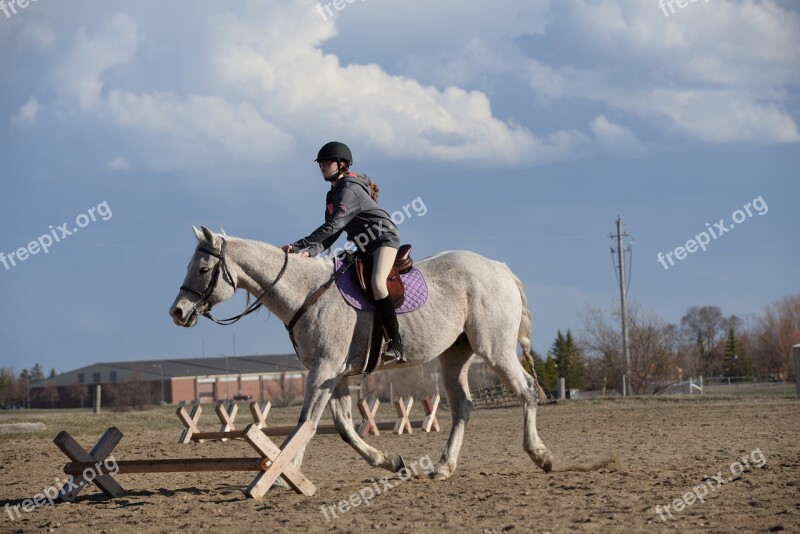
[315,141,353,165]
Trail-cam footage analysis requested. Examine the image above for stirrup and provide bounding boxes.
[381,339,406,363]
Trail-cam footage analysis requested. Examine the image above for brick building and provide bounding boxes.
[29,354,307,408]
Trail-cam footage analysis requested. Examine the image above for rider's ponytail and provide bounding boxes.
[365,178,380,202]
[349,172,379,202]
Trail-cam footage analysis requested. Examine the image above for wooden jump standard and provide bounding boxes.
[54,422,315,501]
[176,394,440,444]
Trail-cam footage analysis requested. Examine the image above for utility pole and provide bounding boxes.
[610,216,631,397]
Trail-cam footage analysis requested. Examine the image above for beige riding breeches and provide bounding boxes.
[371,246,398,300]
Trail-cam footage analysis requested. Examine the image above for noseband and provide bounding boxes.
[180,238,289,326]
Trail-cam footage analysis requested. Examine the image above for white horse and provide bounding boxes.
[169,226,553,482]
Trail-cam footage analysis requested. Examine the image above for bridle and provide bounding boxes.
[179,237,353,359]
[179,238,289,326]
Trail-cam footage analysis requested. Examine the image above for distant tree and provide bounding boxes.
[723,326,747,378]
[680,306,728,377]
[551,330,583,390]
[68,382,89,409]
[42,383,59,409]
[49,368,57,378]
[0,369,15,406]
[535,352,559,391]
[581,302,678,394]
[105,373,153,411]
[521,350,557,392]
[749,294,800,378]
[264,372,302,408]
[30,364,45,382]
[15,370,30,408]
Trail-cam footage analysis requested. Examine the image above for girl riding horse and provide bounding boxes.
[281,142,406,362]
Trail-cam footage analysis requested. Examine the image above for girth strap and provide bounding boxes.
[285,259,353,350]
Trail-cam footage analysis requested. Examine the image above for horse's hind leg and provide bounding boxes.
[483,351,553,473]
[430,337,474,481]
[329,378,406,472]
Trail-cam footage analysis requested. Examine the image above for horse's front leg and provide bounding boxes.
[288,360,341,471]
[329,377,406,472]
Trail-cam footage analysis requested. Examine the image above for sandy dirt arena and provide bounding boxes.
[1,397,798,533]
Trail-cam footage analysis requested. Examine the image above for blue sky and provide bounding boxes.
[1,0,798,374]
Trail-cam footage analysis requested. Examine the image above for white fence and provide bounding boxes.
[653,376,796,397]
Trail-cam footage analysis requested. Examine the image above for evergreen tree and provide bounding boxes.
[723,326,751,379]
[551,329,584,389]
[31,363,45,381]
[530,351,558,391]
[49,368,57,378]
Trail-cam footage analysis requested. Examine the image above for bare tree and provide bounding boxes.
[264,372,302,407]
[105,373,154,411]
[42,383,59,409]
[0,369,15,407]
[580,302,679,394]
[749,294,800,378]
[680,306,728,377]
[68,382,89,409]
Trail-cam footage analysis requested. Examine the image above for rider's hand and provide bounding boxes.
[298,251,310,257]
[280,244,294,253]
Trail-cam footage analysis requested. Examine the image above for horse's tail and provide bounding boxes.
[509,268,549,404]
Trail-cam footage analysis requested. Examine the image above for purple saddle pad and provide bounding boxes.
[334,257,428,313]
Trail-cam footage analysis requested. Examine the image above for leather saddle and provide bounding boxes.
[353,244,413,309]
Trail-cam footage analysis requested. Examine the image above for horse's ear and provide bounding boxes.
[200,225,215,243]
[192,225,203,241]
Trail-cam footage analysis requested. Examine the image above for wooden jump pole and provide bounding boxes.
[55,422,316,501]
[64,457,270,474]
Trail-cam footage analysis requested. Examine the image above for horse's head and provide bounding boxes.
[169,225,237,327]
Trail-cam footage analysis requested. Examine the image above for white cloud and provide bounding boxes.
[107,156,131,171]
[55,12,141,109]
[11,96,39,126]
[41,0,800,175]
[522,0,800,144]
[104,90,292,162]
[210,2,580,165]
[590,115,647,157]
[44,2,584,169]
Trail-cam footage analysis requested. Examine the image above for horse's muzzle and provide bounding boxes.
[170,303,199,327]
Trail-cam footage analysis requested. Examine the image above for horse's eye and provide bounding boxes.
[199,266,210,274]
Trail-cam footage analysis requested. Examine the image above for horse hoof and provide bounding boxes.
[428,464,451,481]
[395,455,407,472]
[542,457,553,473]
[537,451,554,473]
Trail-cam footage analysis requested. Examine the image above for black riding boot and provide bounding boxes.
[374,295,405,363]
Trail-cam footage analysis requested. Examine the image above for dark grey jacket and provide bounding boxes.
[290,173,400,257]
